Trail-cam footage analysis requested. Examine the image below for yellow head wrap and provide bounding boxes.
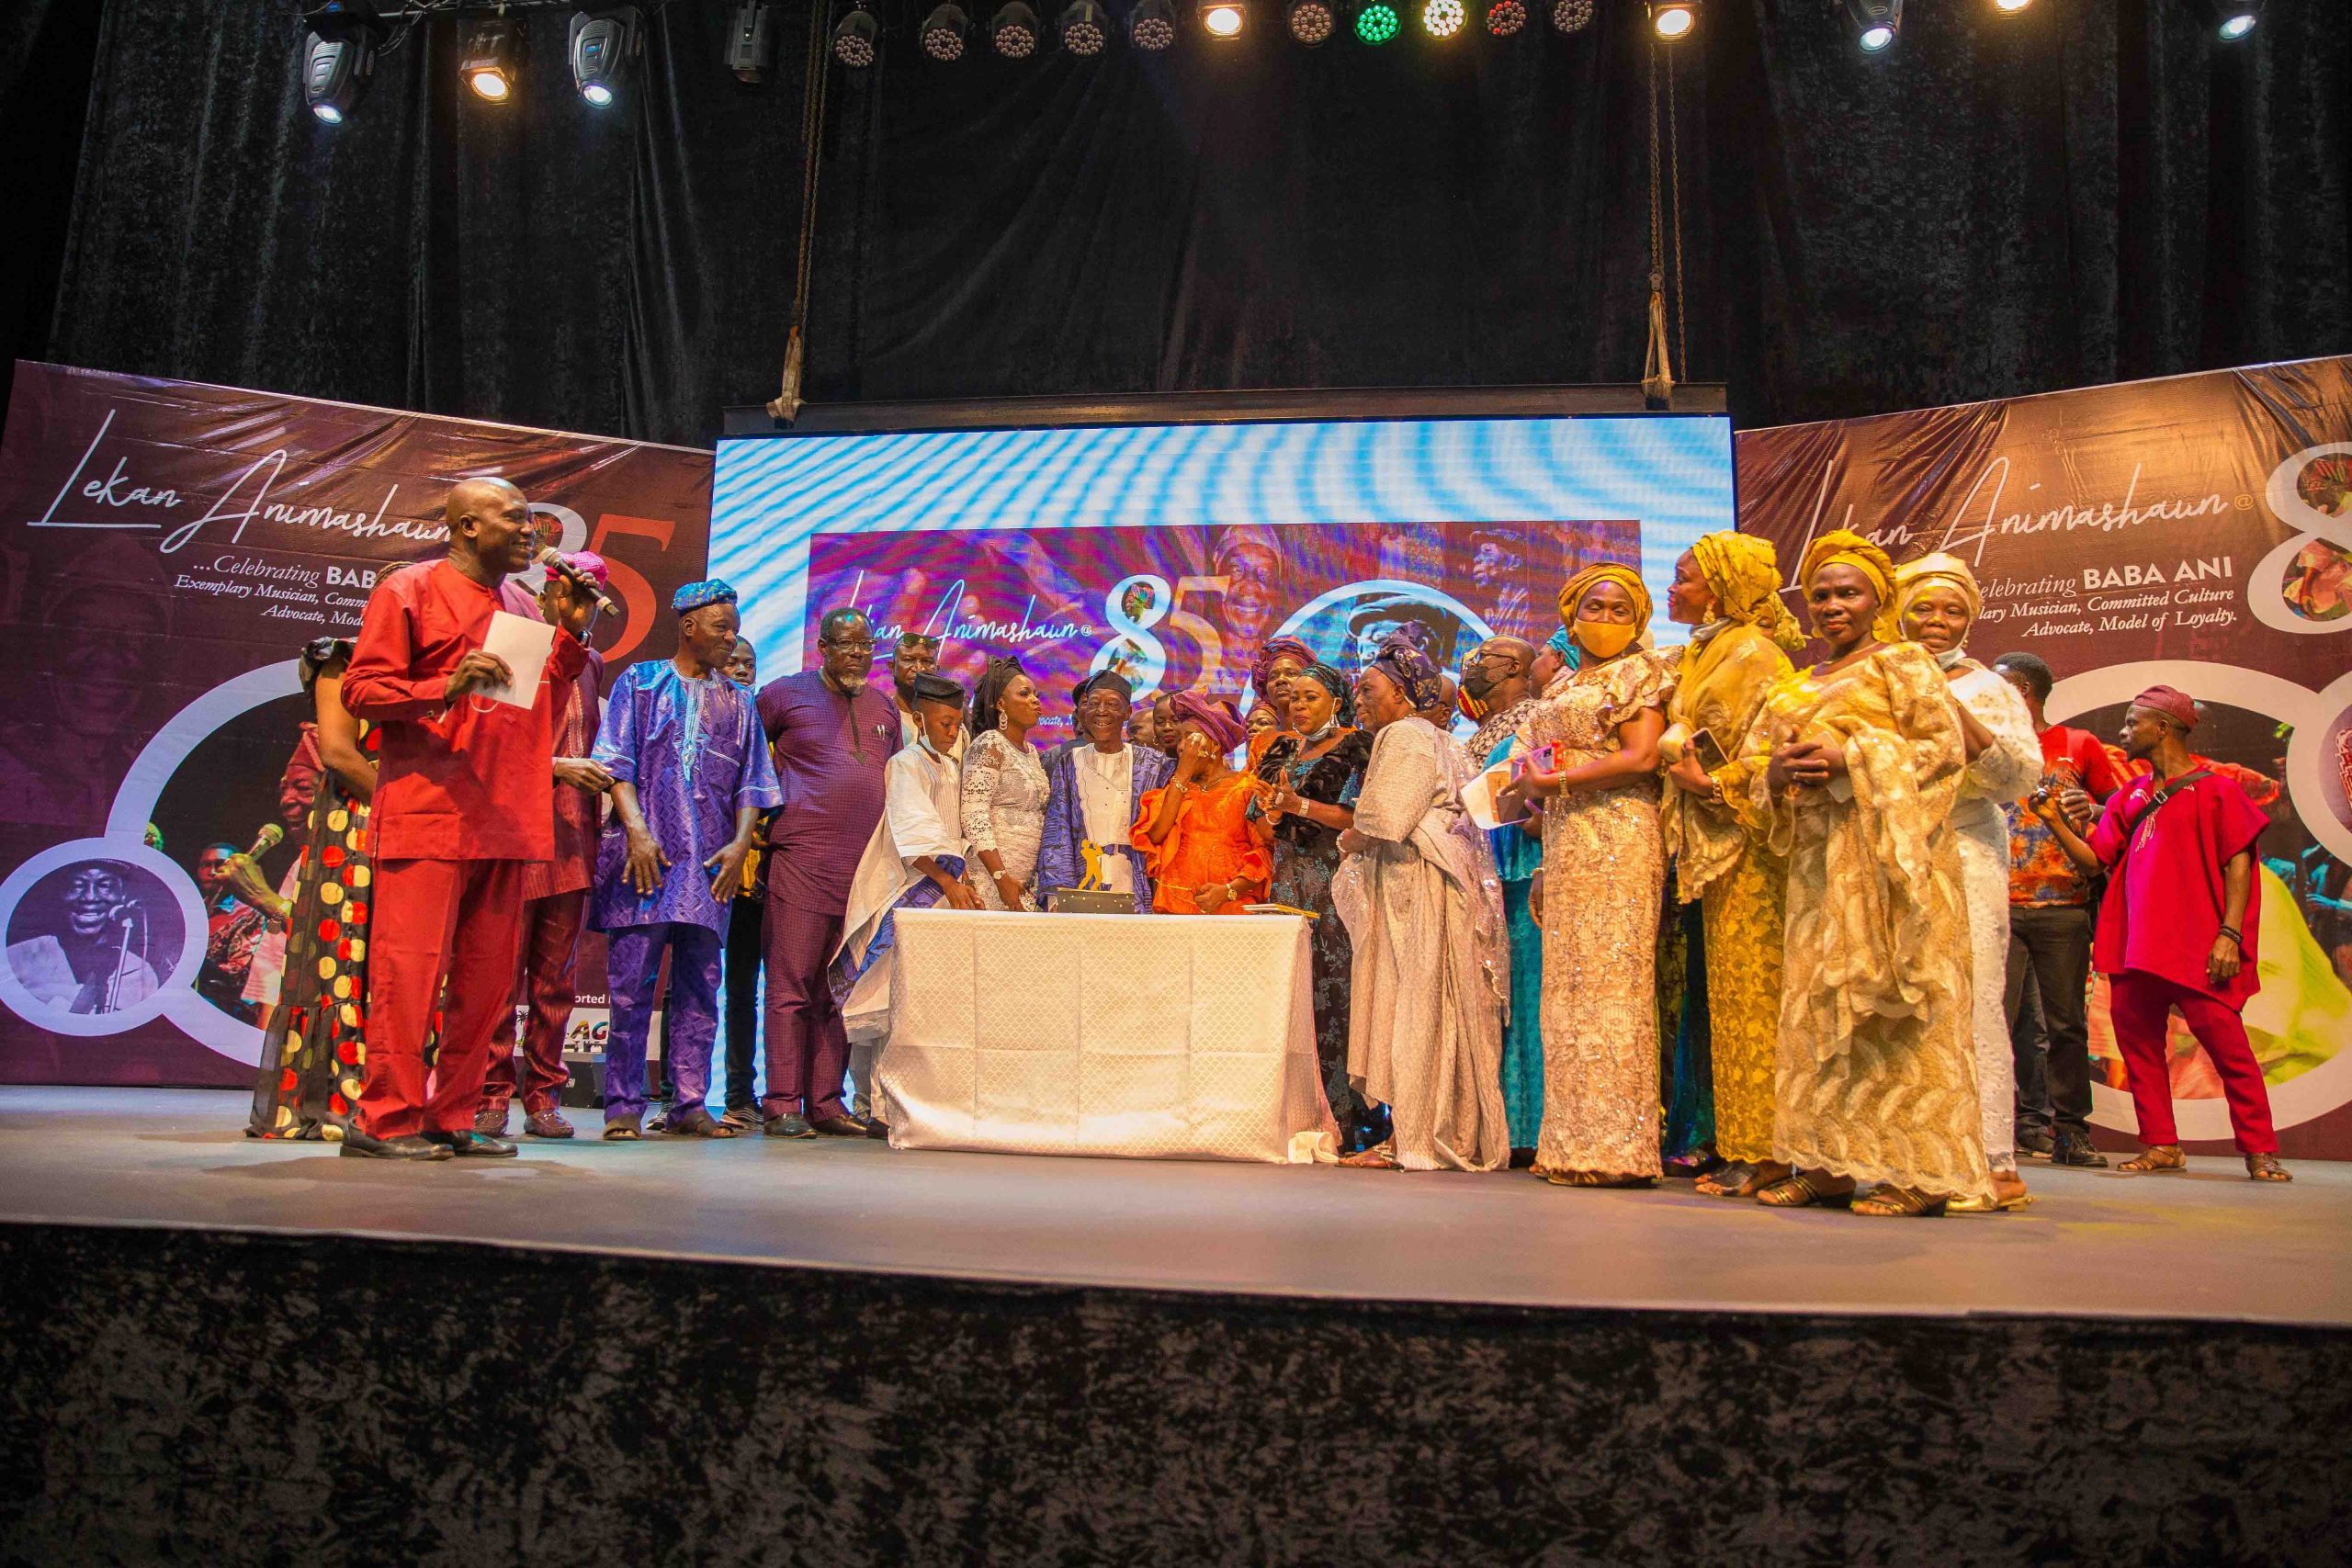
[1892,551,1983,627]
[1796,529,1900,643]
[1556,562,1653,630]
[1690,531,1806,653]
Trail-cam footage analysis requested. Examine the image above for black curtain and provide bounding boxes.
[32,0,2352,447]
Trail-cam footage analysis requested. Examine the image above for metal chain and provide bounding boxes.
[1668,42,1686,381]
[1646,39,1662,299]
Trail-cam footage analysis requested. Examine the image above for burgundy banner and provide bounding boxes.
[0,363,713,1087]
[1736,356,2352,1159]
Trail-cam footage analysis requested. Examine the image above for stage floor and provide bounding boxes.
[2,1086,2345,1326]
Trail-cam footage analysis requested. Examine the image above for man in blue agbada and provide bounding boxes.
[589,580,783,1138]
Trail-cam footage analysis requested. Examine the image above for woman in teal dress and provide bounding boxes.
[1462,637,1548,1157]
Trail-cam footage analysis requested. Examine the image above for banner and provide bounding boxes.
[1736,356,2352,1158]
[0,363,712,1088]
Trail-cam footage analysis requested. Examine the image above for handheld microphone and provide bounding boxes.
[532,547,619,616]
[247,823,285,860]
[104,901,140,923]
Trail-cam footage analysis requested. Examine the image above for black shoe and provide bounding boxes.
[2015,1125,2055,1161]
[339,1129,454,1161]
[2051,1128,2109,1168]
[423,1129,519,1158]
[865,1117,891,1141]
[763,1112,816,1139]
[811,1113,870,1137]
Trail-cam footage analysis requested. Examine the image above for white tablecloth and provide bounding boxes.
[878,909,1336,1163]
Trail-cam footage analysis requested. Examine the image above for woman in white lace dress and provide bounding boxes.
[1894,555,2043,1212]
[960,659,1050,911]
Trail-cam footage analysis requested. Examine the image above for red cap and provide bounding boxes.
[2132,684,2198,730]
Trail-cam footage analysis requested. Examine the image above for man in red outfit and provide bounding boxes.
[2032,684,2291,1183]
[339,478,598,1160]
[477,552,613,1141]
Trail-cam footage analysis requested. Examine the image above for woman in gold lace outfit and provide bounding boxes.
[1742,531,1995,1217]
[1508,564,1670,1189]
[1658,534,1807,1200]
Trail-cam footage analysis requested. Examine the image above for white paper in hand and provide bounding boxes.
[481,610,557,708]
[1461,763,1526,830]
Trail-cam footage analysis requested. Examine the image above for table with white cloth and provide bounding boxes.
[877,909,1337,1163]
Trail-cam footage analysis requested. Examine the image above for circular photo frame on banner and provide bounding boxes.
[0,838,208,1036]
[2050,659,2352,1140]
[2247,441,2352,637]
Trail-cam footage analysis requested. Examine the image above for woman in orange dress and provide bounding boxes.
[1133,692,1274,914]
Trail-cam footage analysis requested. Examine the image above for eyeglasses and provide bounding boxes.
[823,638,876,653]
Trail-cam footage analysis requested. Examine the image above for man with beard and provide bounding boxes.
[2030,684,2290,1182]
[754,607,900,1137]
[7,862,160,1014]
[195,842,269,1021]
[338,478,599,1160]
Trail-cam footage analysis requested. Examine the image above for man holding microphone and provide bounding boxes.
[339,478,599,1160]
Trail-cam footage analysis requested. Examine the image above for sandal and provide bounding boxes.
[2118,1145,2187,1174]
[1339,1143,1399,1169]
[1695,1160,1758,1198]
[1544,1169,1655,1188]
[2245,1153,2292,1182]
[602,1116,642,1141]
[1852,1183,1948,1217]
[662,1108,740,1139]
[1755,1171,1853,1209]
[1949,1190,2035,1214]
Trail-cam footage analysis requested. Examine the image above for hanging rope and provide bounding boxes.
[767,0,834,423]
[1668,41,1686,386]
[1641,37,1674,409]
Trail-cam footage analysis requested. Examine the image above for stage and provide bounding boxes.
[3,1087,2349,1564]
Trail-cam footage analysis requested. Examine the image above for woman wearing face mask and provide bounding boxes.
[1740,531,1993,1217]
[961,658,1051,910]
[1502,566,1670,1188]
[1257,663,1378,1151]
[1658,534,1807,1200]
[1894,553,2042,1213]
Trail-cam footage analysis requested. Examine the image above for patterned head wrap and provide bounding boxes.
[1796,529,1900,642]
[1690,532,1805,652]
[1167,690,1246,752]
[1893,551,1984,626]
[1545,626,1574,659]
[1249,636,1317,703]
[2132,684,2199,731]
[1288,661,1356,727]
[1555,563,1653,631]
[672,578,738,614]
[1365,633,1444,713]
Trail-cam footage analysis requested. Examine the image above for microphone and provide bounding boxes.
[104,901,139,923]
[532,547,619,616]
[247,823,284,860]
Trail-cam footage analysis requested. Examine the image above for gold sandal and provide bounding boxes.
[1852,1183,1948,1217]
[1755,1171,1853,1209]
[2118,1145,2187,1174]
[2245,1153,2292,1182]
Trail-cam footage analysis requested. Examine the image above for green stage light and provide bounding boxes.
[1354,0,1399,41]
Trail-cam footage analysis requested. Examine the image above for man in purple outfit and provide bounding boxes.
[589,580,783,1139]
[755,606,900,1138]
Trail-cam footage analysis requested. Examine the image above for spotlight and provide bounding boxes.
[570,6,639,105]
[1842,0,1898,50]
[1199,0,1245,36]
[300,1,384,125]
[726,0,778,81]
[1422,0,1464,35]
[1486,0,1525,34]
[1549,0,1592,31]
[921,2,970,57]
[1353,0,1398,41]
[2211,0,2258,39]
[1646,0,1696,39]
[461,17,526,101]
[832,4,880,64]
[992,0,1041,54]
[1992,0,2031,10]
[1287,0,1336,43]
[1059,0,1110,50]
[1129,0,1178,47]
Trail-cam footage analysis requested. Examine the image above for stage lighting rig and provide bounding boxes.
[2207,0,2259,40]
[1286,0,1336,44]
[1549,0,1593,31]
[1352,0,1399,43]
[727,0,778,81]
[921,2,970,57]
[1129,0,1179,48]
[1199,0,1246,37]
[300,1,386,124]
[1059,0,1110,52]
[1647,0,1697,39]
[992,0,1042,55]
[1486,0,1526,35]
[832,4,880,65]
[1842,0,1899,51]
[1422,0,1464,36]
[461,16,526,100]
[569,6,639,105]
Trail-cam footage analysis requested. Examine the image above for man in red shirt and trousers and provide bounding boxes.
[341,478,599,1160]
[2031,683,2291,1183]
